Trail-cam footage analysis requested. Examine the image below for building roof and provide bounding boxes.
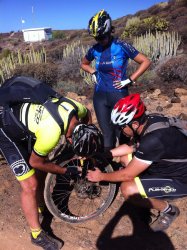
[22,27,51,32]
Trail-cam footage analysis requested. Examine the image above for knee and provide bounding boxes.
[120,181,137,200]
[20,175,38,194]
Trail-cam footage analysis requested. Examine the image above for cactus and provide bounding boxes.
[80,62,95,85]
[133,30,181,62]
[0,47,46,84]
[61,40,96,85]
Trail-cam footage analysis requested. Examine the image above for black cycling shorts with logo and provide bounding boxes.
[0,128,35,181]
[135,176,187,199]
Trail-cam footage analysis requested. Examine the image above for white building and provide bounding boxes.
[22,27,52,42]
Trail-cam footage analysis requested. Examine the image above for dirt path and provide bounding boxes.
[0,163,187,250]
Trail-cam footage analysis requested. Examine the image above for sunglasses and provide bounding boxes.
[95,34,109,41]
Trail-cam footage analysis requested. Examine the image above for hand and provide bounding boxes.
[113,78,134,89]
[94,150,113,159]
[87,168,102,182]
[91,71,98,84]
[65,166,81,177]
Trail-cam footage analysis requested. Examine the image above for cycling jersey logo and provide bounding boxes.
[148,186,176,193]
[34,105,44,124]
[11,159,29,176]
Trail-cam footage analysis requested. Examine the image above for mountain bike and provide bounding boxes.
[44,143,117,224]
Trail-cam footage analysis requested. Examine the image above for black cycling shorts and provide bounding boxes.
[135,176,187,198]
[93,90,128,148]
[0,128,35,181]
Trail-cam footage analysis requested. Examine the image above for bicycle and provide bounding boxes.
[44,142,118,223]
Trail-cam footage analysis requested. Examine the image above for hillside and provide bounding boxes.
[0,1,187,249]
[1,87,187,250]
[0,0,186,52]
[0,0,186,96]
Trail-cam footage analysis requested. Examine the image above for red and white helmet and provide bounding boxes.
[111,93,145,126]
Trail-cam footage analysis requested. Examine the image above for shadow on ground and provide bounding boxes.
[97,201,175,250]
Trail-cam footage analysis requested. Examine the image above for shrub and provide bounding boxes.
[52,30,66,40]
[121,16,169,38]
[13,62,58,87]
[121,17,141,38]
[156,55,187,82]
[147,17,169,32]
[0,48,11,59]
[47,45,64,61]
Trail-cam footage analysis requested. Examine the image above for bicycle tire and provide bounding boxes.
[44,156,116,223]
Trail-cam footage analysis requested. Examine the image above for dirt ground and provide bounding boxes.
[1,86,187,250]
[0,160,187,250]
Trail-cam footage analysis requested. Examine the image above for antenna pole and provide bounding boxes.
[32,6,34,27]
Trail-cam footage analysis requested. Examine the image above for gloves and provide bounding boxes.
[65,166,81,177]
[91,71,98,84]
[95,150,113,159]
[113,77,135,89]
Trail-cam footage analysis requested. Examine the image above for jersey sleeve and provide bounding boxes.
[85,47,95,62]
[33,123,61,157]
[135,134,165,162]
[67,98,88,119]
[120,41,139,60]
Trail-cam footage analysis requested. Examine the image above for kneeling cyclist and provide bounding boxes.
[87,93,187,232]
[0,82,92,249]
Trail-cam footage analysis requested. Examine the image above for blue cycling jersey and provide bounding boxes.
[85,38,139,92]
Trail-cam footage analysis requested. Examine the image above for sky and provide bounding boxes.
[0,0,166,33]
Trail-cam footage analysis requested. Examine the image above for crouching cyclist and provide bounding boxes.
[87,93,187,232]
[0,78,93,249]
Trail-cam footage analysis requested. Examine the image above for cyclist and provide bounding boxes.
[87,93,187,232]
[0,91,92,249]
[81,10,151,151]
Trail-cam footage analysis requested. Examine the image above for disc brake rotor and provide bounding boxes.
[74,179,101,199]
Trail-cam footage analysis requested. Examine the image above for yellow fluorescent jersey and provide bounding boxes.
[20,98,87,156]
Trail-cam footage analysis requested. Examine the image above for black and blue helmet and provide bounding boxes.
[72,124,104,157]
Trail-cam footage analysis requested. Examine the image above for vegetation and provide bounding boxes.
[133,31,181,62]
[121,16,169,38]
[0,47,46,83]
[156,55,187,82]
[0,48,11,59]
[13,63,58,87]
[52,30,66,40]
[0,0,186,89]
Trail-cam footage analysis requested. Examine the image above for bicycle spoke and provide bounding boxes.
[44,156,117,223]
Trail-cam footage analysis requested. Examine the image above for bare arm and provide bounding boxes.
[130,53,151,81]
[87,157,150,182]
[81,57,95,74]
[29,151,67,174]
[80,108,92,124]
[111,144,134,157]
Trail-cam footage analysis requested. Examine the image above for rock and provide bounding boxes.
[156,106,163,112]
[171,97,181,103]
[149,89,161,99]
[174,88,187,97]
[165,103,173,109]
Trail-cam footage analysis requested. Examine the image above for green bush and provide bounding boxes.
[0,49,11,59]
[121,16,169,38]
[52,30,66,40]
[121,17,141,38]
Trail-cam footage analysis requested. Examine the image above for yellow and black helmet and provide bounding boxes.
[88,10,112,38]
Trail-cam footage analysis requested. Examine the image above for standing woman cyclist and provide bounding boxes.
[81,10,151,151]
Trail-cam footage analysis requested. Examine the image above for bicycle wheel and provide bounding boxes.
[44,156,116,223]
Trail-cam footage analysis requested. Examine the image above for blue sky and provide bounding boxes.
[0,0,166,33]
